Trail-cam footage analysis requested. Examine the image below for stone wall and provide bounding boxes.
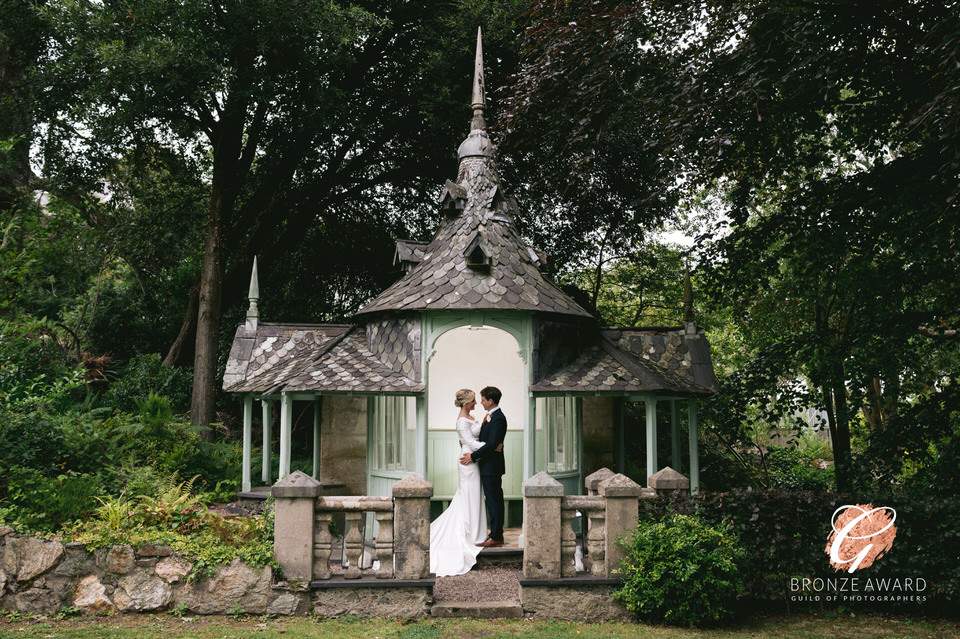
[582,396,616,476]
[0,527,308,616]
[320,395,367,495]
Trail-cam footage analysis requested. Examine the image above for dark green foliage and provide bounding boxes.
[639,489,960,614]
[104,353,192,414]
[0,319,85,410]
[0,467,102,532]
[614,514,747,627]
[765,447,833,492]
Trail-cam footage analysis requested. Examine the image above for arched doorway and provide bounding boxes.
[426,324,525,519]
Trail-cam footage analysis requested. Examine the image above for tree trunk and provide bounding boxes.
[830,362,853,493]
[163,283,199,368]
[190,185,226,439]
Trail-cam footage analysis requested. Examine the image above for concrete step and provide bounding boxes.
[431,601,523,618]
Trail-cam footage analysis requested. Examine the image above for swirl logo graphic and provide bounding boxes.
[825,504,897,573]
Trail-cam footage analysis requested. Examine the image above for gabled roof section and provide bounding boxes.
[223,323,423,395]
[223,323,351,393]
[281,327,423,393]
[531,327,717,396]
[356,29,590,319]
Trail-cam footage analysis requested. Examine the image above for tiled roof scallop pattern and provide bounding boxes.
[365,318,421,382]
[357,155,591,318]
[531,329,716,396]
[535,319,594,381]
[612,328,718,393]
[283,328,423,393]
[531,345,638,392]
[223,324,350,393]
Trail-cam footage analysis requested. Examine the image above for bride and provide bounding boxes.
[430,388,488,576]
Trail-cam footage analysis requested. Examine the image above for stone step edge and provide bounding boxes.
[431,601,524,618]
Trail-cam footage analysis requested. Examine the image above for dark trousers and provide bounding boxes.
[480,473,504,541]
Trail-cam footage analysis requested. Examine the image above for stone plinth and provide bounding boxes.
[521,472,563,579]
[647,466,690,496]
[599,474,643,577]
[392,475,433,579]
[273,471,323,581]
[584,468,615,496]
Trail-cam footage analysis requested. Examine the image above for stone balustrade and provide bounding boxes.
[521,468,643,580]
[272,471,433,584]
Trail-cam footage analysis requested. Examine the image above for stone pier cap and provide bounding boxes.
[272,471,323,498]
[522,471,564,497]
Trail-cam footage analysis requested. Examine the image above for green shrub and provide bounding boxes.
[104,353,192,414]
[614,513,747,627]
[0,467,102,532]
[765,446,833,491]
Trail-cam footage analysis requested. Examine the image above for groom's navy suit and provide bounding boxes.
[470,407,507,542]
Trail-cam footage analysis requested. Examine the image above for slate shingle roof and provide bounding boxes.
[222,323,421,395]
[223,324,350,393]
[282,327,423,393]
[530,328,717,396]
[356,156,592,319]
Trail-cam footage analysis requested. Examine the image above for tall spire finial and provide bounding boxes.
[471,26,486,131]
[683,263,696,327]
[458,27,495,160]
[246,256,260,329]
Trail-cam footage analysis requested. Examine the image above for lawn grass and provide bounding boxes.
[0,613,957,639]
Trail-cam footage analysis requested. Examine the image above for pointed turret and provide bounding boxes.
[355,29,591,320]
[458,27,495,161]
[246,256,260,329]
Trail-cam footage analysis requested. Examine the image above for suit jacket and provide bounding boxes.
[471,408,507,476]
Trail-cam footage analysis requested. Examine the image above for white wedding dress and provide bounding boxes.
[429,416,488,577]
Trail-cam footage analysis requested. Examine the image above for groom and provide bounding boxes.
[460,385,506,547]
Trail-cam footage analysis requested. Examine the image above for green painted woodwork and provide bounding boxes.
[427,430,524,500]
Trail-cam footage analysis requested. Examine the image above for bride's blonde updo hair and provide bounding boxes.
[454,389,475,408]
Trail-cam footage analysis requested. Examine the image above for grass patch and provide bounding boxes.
[0,613,957,639]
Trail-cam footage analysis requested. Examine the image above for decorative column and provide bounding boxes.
[242,395,253,492]
[599,473,643,577]
[392,475,433,579]
[279,393,293,479]
[272,470,322,581]
[262,399,273,484]
[521,471,563,578]
[688,401,700,494]
[645,398,658,487]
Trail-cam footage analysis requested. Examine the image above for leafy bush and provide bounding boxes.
[0,319,85,412]
[765,446,833,491]
[0,467,102,532]
[638,489,960,614]
[614,514,747,627]
[104,353,192,414]
[67,495,277,579]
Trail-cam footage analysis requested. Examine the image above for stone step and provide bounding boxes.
[476,546,522,569]
[431,601,523,618]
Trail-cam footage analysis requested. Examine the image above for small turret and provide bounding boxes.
[246,256,260,330]
[683,264,696,333]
